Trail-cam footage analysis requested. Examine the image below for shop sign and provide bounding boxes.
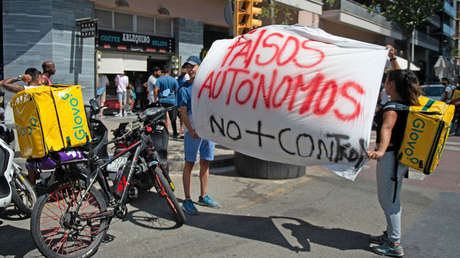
[97,30,175,54]
[77,20,97,38]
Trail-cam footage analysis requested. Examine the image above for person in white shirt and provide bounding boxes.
[441,77,454,103]
[115,72,129,117]
[145,67,162,105]
[0,68,44,93]
[0,67,43,184]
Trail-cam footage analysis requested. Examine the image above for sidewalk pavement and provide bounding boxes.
[101,115,236,175]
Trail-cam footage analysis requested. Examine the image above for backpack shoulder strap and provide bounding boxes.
[383,102,408,112]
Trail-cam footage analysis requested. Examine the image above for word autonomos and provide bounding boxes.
[197,28,366,122]
[210,115,367,169]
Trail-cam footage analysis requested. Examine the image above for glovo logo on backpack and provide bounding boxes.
[16,117,39,137]
[401,118,426,167]
[52,85,91,148]
[58,90,87,141]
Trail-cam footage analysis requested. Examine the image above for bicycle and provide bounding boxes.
[30,102,185,258]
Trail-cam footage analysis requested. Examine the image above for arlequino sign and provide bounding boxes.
[192,25,388,180]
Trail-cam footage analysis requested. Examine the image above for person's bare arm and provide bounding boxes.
[178,106,199,138]
[367,110,397,159]
[387,45,401,70]
[1,77,26,93]
[154,87,159,103]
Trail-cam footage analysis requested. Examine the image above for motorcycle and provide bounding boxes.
[0,123,37,216]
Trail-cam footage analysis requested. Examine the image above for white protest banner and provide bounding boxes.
[192,25,388,180]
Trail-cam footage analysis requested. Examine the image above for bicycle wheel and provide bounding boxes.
[153,168,186,224]
[10,172,37,216]
[30,181,108,258]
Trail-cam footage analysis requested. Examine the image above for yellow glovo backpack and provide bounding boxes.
[388,96,455,175]
[10,85,92,158]
[452,89,460,102]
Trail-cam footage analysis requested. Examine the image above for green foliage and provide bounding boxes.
[366,0,443,35]
[260,1,297,25]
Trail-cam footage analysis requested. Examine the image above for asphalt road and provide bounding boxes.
[1,136,459,258]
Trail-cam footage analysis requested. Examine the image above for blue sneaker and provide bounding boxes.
[371,241,404,257]
[182,199,199,215]
[198,195,220,208]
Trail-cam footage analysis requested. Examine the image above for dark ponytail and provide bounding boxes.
[387,70,422,106]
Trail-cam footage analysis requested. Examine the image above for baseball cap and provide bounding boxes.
[184,56,201,66]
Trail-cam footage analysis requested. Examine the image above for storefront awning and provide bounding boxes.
[99,52,148,74]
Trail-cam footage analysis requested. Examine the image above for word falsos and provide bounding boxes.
[197,28,366,122]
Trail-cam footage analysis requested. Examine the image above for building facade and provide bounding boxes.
[2,0,456,121]
[1,0,232,122]
[321,0,457,84]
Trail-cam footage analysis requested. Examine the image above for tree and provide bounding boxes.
[366,0,442,70]
[260,1,298,25]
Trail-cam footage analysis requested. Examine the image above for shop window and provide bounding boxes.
[95,9,112,29]
[156,16,172,37]
[137,16,155,35]
[114,12,133,32]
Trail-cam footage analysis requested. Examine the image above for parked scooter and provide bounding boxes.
[0,123,36,216]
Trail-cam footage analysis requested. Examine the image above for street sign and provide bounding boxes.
[77,20,97,38]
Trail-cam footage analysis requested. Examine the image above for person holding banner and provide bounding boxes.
[177,56,220,215]
[367,68,423,257]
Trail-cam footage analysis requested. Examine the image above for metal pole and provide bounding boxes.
[411,30,415,70]
[94,20,98,98]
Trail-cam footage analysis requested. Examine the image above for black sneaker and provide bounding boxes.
[370,231,388,245]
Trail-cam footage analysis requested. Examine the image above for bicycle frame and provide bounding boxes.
[75,135,147,218]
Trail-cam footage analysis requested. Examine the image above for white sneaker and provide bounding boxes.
[115,113,122,117]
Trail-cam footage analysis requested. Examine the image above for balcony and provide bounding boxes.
[322,0,403,40]
[443,23,456,37]
[414,30,439,52]
[429,15,441,28]
[444,1,456,18]
[276,0,323,15]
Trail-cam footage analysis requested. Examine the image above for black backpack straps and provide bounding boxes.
[383,101,408,203]
[383,101,408,112]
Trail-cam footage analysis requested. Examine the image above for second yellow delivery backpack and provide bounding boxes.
[385,96,455,175]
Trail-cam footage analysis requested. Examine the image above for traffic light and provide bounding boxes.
[233,0,263,37]
[170,56,180,78]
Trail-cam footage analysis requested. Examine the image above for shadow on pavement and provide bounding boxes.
[122,191,371,254]
[185,212,370,253]
[127,191,183,230]
[0,224,36,257]
[0,207,29,221]
[271,216,371,252]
